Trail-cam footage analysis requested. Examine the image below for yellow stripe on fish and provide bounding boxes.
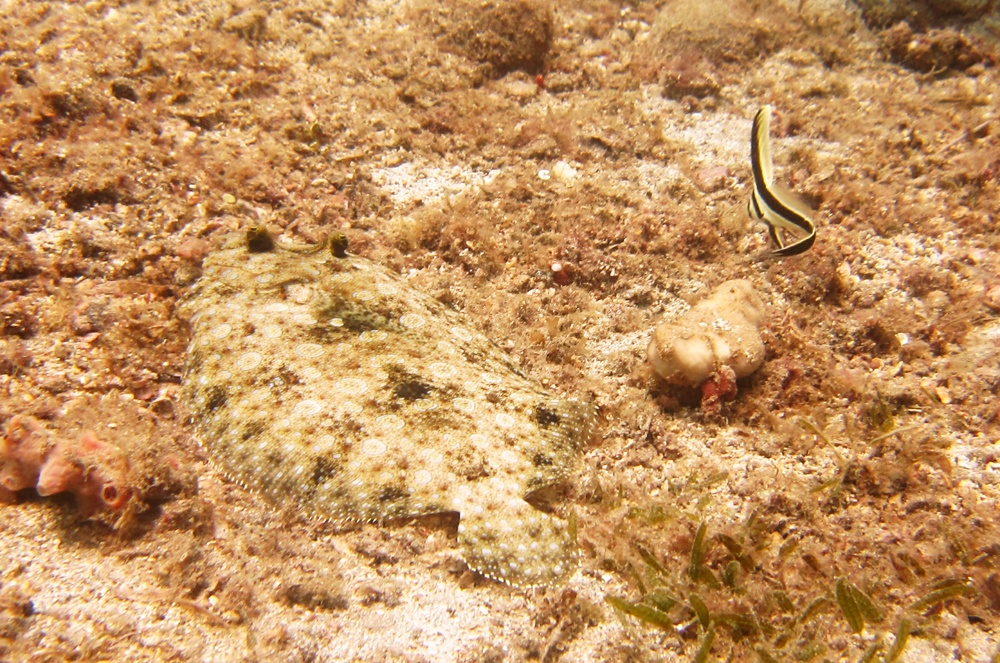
[747,105,816,257]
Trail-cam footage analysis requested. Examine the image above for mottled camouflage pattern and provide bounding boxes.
[180,230,596,587]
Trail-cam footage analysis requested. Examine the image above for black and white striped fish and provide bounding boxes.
[747,105,816,257]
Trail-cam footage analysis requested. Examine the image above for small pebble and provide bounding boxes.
[551,161,577,183]
[985,285,1000,311]
[693,165,730,193]
[551,262,571,286]
[924,290,950,309]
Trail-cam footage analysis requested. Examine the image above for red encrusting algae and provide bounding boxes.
[0,416,131,516]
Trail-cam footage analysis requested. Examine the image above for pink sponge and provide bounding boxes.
[1,416,131,516]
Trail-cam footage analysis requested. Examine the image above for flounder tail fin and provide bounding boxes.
[459,497,576,588]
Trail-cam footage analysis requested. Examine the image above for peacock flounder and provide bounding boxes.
[179,228,597,587]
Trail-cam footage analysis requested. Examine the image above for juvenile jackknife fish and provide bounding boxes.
[747,105,817,257]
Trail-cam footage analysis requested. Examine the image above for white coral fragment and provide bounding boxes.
[647,279,766,386]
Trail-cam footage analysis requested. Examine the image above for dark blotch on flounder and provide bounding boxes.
[534,405,561,427]
[205,386,227,412]
[394,379,433,401]
[179,230,596,587]
[311,457,340,485]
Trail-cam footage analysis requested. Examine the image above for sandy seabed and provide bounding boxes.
[1,0,999,661]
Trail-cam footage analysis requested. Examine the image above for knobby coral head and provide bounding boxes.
[647,279,767,388]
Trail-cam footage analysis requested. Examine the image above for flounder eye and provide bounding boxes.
[246,225,275,253]
[329,232,349,259]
